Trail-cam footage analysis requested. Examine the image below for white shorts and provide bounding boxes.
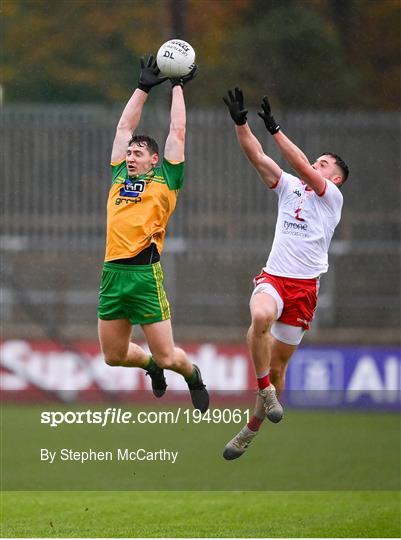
[271,320,305,346]
[251,283,306,346]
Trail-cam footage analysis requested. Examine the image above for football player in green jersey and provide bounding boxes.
[98,55,209,413]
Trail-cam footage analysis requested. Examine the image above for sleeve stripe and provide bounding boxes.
[317,181,328,197]
[111,159,125,166]
[270,171,284,189]
[164,158,184,165]
[270,178,280,189]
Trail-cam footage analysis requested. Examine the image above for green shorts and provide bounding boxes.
[98,261,171,325]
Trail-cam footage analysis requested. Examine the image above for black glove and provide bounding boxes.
[258,96,280,134]
[171,64,198,87]
[222,87,248,126]
[138,54,168,93]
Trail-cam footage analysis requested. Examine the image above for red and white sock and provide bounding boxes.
[247,415,264,432]
[246,372,271,432]
[257,371,271,391]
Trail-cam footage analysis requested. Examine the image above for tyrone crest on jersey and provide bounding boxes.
[294,207,305,222]
[292,184,313,222]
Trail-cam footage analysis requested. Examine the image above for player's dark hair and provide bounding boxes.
[321,152,349,183]
[128,134,159,156]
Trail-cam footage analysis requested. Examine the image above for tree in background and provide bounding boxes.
[193,0,400,109]
[333,0,400,109]
[204,0,359,108]
[1,0,170,102]
[1,0,399,109]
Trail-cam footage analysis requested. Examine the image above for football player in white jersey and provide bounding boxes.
[222,88,349,459]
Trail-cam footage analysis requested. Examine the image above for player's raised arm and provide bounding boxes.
[164,66,197,163]
[258,96,327,195]
[164,86,186,163]
[223,88,282,188]
[111,55,167,163]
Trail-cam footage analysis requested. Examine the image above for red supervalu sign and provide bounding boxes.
[0,340,255,401]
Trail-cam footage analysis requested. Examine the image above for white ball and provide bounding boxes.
[156,39,196,78]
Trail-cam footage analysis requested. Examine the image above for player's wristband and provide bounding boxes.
[234,116,247,126]
[267,124,280,135]
[137,83,151,93]
[267,121,280,135]
[170,78,184,88]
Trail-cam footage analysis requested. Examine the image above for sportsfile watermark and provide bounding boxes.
[2,398,400,491]
[40,407,250,427]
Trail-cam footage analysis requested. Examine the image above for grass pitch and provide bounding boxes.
[1,490,400,537]
[1,404,400,537]
[3,404,399,491]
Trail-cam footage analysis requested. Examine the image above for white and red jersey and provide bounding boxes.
[265,171,343,279]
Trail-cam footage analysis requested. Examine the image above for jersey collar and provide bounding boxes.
[128,167,155,180]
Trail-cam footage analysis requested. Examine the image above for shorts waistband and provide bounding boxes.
[264,272,319,284]
[103,261,161,272]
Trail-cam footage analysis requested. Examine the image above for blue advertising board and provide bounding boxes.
[285,347,401,409]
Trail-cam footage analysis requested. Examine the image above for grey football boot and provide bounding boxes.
[258,384,284,423]
[223,425,258,460]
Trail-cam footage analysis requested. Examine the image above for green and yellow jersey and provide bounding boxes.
[104,158,184,261]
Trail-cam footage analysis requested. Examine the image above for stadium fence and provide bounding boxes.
[1,105,400,343]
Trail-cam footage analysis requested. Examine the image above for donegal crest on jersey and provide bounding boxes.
[104,158,185,261]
